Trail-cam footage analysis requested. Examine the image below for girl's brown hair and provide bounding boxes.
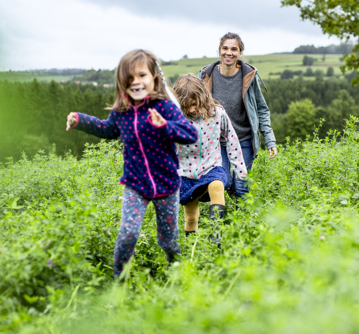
[109,49,169,112]
[173,73,222,120]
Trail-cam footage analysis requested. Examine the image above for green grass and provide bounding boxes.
[0,72,74,83]
[162,54,346,81]
[0,54,347,84]
[1,117,359,333]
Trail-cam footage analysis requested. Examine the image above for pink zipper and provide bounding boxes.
[133,105,157,197]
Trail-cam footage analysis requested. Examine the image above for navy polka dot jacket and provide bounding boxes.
[72,98,198,198]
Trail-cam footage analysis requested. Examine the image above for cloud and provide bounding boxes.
[78,0,323,35]
[0,0,340,70]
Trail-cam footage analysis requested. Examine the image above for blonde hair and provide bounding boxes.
[108,49,170,112]
[173,73,221,120]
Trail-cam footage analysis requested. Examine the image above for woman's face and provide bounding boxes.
[220,39,242,67]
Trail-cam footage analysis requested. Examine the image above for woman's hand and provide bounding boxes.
[66,112,77,131]
[149,108,166,127]
[269,147,277,159]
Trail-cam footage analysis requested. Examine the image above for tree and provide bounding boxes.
[314,69,324,81]
[327,67,334,77]
[304,68,314,77]
[328,90,359,126]
[285,99,316,140]
[315,89,359,137]
[281,0,359,86]
[303,55,314,66]
[281,70,294,79]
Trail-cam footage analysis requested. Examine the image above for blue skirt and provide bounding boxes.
[179,166,229,205]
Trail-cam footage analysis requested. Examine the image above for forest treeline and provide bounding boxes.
[293,43,354,54]
[0,80,114,162]
[0,78,358,162]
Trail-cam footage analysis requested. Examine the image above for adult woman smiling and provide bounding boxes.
[198,32,277,200]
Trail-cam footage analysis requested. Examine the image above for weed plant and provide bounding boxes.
[1,118,359,333]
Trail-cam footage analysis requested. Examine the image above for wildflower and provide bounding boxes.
[57,285,63,289]
[305,183,307,186]
[118,196,123,201]
[140,234,146,239]
[320,236,325,240]
[313,132,315,135]
[46,259,56,268]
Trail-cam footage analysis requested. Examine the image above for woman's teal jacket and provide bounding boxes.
[198,60,276,158]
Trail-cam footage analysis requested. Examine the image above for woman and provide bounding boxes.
[198,32,277,200]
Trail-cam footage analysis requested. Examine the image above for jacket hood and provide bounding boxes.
[202,60,257,79]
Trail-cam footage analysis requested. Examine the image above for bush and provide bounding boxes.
[285,99,316,140]
[302,55,315,66]
[280,70,294,80]
[304,68,314,76]
[314,69,324,80]
[3,118,359,332]
[327,67,334,77]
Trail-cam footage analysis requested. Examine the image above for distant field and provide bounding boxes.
[0,72,74,83]
[0,54,347,83]
[161,53,346,81]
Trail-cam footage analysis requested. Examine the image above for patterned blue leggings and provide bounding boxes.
[114,186,181,277]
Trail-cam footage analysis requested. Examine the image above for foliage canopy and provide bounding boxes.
[281,0,359,85]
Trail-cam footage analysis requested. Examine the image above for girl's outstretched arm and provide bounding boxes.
[148,101,198,144]
[66,111,120,140]
[220,108,247,180]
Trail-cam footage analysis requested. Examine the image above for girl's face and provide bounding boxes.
[220,39,242,67]
[188,99,198,117]
[126,63,154,105]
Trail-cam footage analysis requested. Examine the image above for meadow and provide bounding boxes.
[1,116,359,333]
[0,53,347,84]
[0,71,74,83]
[161,53,346,81]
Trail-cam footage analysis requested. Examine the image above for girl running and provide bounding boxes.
[173,74,247,244]
[66,50,198,277]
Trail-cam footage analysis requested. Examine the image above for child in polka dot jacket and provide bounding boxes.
[66,50,198,277]
[173,74,247,244]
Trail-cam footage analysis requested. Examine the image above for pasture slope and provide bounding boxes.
[0,54,346,84]
[163,54,346,81]
[1,117,359,333]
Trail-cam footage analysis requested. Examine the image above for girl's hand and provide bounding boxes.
[148,108,166,127]
[66,112,77,131]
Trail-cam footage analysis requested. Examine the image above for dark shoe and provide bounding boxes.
[185,230,196,237]
[226,186,235,198]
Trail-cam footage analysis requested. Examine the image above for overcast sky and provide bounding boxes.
[0,0,341,71]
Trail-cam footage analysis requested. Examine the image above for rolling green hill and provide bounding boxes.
[0,54,347,84]
[162,53,346,81]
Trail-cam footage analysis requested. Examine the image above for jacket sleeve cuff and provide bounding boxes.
[266,141,277,149]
